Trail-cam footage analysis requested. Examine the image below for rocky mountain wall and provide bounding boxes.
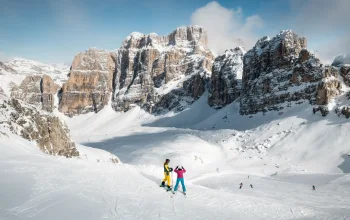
[10,27,349,119]
[11,75,59,112]
[58,49,116,116]
[0,98,78,157]
[112,26,214,113]
[208,47,245,108]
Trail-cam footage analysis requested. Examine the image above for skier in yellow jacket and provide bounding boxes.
[160,159,173,190]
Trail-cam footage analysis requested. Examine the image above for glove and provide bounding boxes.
[169,168,173,172]
[175,166,179,170]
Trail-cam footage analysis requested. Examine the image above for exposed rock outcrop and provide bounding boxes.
[341,106,350,118]
[11,75,59,112]
[315,66,342,105]
[339,65,350,87]
[112,26,214,113]
[208,47,245,108]
[59,49,116,116]
[240,31,328,115]
[42,75,60,111]
[0,98,78,157]
[313,105,330,117]
[11,75,42,106]
[335,105,350,118]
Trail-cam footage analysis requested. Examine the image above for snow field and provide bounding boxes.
[1,80,350,219]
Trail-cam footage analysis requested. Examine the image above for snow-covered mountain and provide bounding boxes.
[5,58,69,75]
[0,58,71,114]
[1,58,70,85]
[53,28,350,120]
[1,25,350,220]
[58,26,214,116]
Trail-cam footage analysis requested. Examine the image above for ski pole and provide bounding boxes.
[171,171,173,190]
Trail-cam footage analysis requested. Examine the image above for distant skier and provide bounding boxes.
[312,185,316,190]
[160,159,173,190]
[173,166,187,195]
[239,183,243,189]
[250,184,253,188]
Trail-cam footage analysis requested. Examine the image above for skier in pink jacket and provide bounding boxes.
[173,166,186,195]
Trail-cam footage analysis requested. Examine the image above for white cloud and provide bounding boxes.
[190,1,264,54]
[290,0,350,63]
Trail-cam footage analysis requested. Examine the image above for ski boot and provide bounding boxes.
[159,181,165,187]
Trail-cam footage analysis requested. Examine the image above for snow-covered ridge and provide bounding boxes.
[2,58,70,86]
[125,31,146,40]
[6,58,70,75]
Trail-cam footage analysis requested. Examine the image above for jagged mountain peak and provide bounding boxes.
[277,29,296,36]
[254,30,306,52]
[224,47,246,56]
[121,25,208,51]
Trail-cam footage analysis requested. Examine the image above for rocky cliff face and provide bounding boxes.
[208,47,245,108]
[0,98,79,157]
[331,57,350,118]
[11,75,59,112]
[315,65,342,106]
[239,31,329,115]
[42,75,60,111]
[7,26,213,116]
[112,26,214,113]
[59,49,116,116]
[11,75,42,107]
[8,27,344,118]
[339,65,350,87]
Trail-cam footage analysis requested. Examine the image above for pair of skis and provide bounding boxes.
[166,188,186,196]
[160,185,186,196]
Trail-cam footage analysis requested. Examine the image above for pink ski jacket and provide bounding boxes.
[174,168,186,178]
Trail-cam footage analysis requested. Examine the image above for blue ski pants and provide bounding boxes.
[174,178,186,192]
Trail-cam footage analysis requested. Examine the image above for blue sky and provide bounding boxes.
[0,0,349,63]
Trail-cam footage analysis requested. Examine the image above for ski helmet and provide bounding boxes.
[165,159,170,163]
[177,165,183,170]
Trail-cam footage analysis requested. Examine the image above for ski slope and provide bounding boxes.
[1,94,350,219]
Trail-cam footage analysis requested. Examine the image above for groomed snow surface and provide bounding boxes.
[1,94,350,220]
